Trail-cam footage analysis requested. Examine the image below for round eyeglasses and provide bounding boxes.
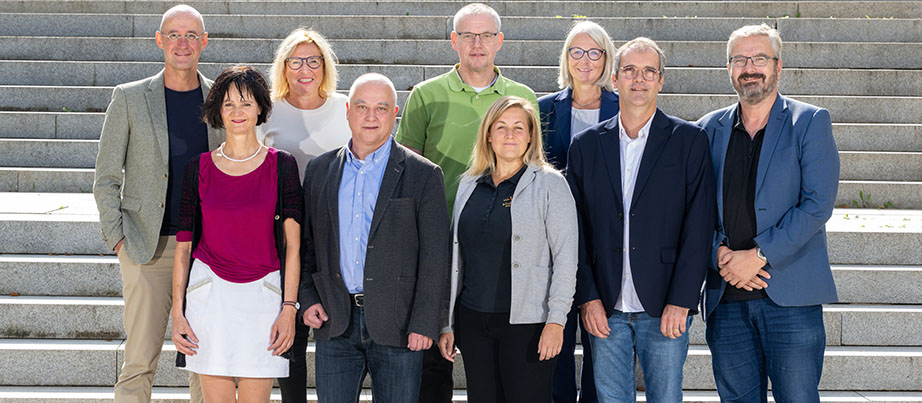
[619,65,662,81]
[568,47,605,61]
[286,56,324,70]
[161,32,202,42]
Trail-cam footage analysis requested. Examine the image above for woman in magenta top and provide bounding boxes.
[170,65,303,403]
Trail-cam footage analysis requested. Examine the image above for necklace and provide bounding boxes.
[218,142,264,162]
[572,95,601,108]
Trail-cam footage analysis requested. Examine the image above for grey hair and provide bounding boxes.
[159,4,205,32]
[557,20,615,91]
[613,37,666,78]
[727,23,783,60]
[453,3,501,32]
[348,73,398,107]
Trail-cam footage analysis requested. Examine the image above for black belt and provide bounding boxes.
[350,293,364,307]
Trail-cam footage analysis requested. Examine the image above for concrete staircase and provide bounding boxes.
[1,1,921,401]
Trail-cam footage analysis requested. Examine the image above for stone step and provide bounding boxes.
[3,85,921,125]
[5,111,920,154]
[837,180,922,210]
[2,14,920,43]
[1,387,917,403]
[1,1,920,19]
[4,61,922,97]
[3,295,919,348]
[2,339,920,390]
[3,254,920,304]
[2,37,916,70]
[0,167,94,193]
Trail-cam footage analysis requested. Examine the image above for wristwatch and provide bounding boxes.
[282,301,300,310]
[755,247,768,263]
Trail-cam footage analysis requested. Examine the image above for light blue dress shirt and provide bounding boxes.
[338,138,393,293]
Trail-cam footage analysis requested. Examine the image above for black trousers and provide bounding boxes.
[277,319,310,403]
[454,304,557,403]
[419,345,454,403]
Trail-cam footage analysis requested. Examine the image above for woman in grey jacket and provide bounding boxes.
[437,96,578,403]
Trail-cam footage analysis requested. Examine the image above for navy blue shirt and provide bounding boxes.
[161,86,209,235]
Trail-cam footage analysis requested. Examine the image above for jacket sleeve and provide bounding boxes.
[666,129,716,311]
[298,160,322,311]
[407,165,451,340]
[753,108,839,269]
[93,86,130,250]
[565,139,600,306]
[543,171,579,326]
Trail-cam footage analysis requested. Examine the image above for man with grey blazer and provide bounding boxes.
[298,73,451,402]
[92,5,221,403]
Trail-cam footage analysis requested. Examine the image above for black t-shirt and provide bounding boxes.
[457,165,527,313]
[161,86,209,235]
[722,106,768,301]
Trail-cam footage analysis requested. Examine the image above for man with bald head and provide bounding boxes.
[93,4,221,402]
[298,73,450,402]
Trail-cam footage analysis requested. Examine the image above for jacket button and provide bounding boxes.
[274,215,280,220]
[163,174,167,179]
[512,263,520,269]
[618,212,623,220]
[513,235,521,241]
[158,203,164,208]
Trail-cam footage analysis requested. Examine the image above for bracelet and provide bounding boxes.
[282,301,299,310]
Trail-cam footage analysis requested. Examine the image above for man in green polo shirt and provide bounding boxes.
[396,2,538,217]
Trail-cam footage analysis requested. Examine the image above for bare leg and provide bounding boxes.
[237,378,274,403]
[199,374,237,403]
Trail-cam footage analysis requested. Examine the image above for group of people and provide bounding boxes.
[93,3,840,403]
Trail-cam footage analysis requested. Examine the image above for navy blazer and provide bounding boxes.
[696,94,839,318]
[539,88,619,170]
[566,109,715,317]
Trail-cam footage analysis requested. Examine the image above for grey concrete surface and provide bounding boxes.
[0,339,119,386]
[0,255,120,297]
[833,266,922,304]
[839,152,922,181]
[0,139,98,168]
[837,181,922,210]
[0,168,94,192]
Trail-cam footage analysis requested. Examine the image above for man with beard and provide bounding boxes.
[696,24,840,402]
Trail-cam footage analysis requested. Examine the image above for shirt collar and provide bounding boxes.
[345,136,393,165]
[616,112,654,142]
[476,164,528,187]
[447,64,505,94]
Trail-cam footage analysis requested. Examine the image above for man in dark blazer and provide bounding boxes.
[697,24,839,403]
[566,38,715,402]
[298,73,451,403]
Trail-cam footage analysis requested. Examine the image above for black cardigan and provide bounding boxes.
[175,148,303,366]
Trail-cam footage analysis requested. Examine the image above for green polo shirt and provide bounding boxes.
[396,65,538,216]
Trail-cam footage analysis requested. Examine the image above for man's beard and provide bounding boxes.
[733,70,778,105]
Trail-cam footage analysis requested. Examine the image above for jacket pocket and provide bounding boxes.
[121,196,142,212]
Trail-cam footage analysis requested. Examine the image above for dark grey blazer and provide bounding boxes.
[298,139,451,347]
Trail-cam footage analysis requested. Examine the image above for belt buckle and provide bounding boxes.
[352,293,364,307]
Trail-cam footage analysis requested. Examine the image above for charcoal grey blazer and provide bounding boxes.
[93,69,223,264]
[299,139,451,347]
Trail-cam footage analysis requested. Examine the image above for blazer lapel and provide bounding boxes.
[630,110,671,209]
[599,90,619,122]
[755,94,789,194]
[368,140,406,240]
[713,107,736,222]
[598,117,624,206]
[555,89,573,151]
[326,147,347,250]
[512,164,539,199]
[145,70,169,168]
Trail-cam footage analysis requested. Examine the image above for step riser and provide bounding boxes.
[0,168,94,192]
[836,182,921,210]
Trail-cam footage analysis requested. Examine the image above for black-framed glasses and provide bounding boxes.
[568,47,605,61]
[161,32,203,42]
[286,56,324,70]
[619,65,661,81]
[728,55,778,67]
[456,31,498,43]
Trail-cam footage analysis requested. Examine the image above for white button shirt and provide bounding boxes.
[615,112,654,313]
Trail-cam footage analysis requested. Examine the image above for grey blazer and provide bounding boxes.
[299,140,451,347]
[443,164,578,333]
[93,70,223,264]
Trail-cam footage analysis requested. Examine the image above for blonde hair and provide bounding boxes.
[269,28,338,101]
[558,20,615,91]
[466,96,548,177]
[727,23,783,60]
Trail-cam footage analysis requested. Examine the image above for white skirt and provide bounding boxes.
[182,259,289,378]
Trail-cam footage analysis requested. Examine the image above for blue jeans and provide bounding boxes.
[706,298,825,403]
[589,310,692,403]
[315,305,423,403]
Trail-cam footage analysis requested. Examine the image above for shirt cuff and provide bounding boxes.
[175,230,193,242]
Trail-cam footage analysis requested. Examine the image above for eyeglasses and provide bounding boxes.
[619,65,661,81]
[728,55,778,67]
[161,32,203,42]
[286,56,324,70]
[568,47,605,61]
[456,31,498,43]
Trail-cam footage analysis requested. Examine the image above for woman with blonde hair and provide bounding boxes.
[260,28,350,402]
[438,96,578,403]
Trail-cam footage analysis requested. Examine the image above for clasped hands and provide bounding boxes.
[717,246,771,291]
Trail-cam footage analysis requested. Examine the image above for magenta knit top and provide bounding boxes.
[177,149,280,283]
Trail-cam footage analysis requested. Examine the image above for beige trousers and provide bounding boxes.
[115,235,203,403]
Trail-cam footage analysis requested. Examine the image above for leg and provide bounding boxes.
[553,305,579,403]
[238,377,275,403]
[315,307,367,403]
[419,346,454,403]
[587,311,637,403]
[198,374,236,403]
[756,301,824,403]
[114,236,176,403]
[496,321,557,403]
[366,342,424,403]
[189,372,204,403]
[633,313,691,403]
[454,304,503,403]
[578,315,598,403]
[278,320,310,403]
[706,301,767,403]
